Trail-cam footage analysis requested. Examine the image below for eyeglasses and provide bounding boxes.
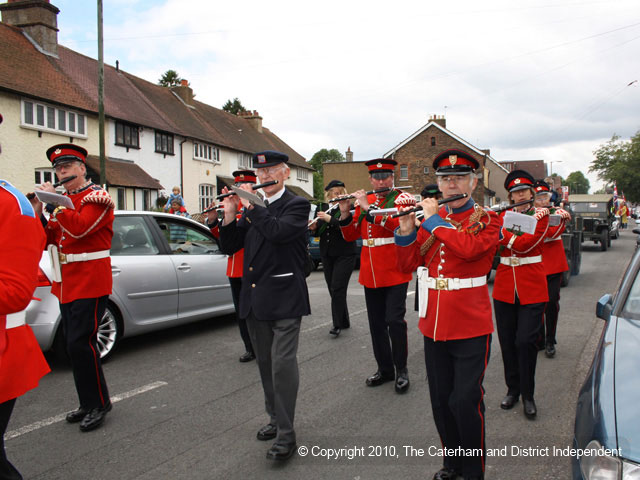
[370,172,392,180]
[438,175,470,184]
[257,166,284,177]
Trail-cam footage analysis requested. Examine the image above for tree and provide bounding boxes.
[308,148,345,202]
[222,98,247,115]
[565,171,590,194]
[158,69,182,87]
[590,131,640,203]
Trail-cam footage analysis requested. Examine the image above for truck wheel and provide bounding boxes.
[572,249,582,275]
[600,230,608,251]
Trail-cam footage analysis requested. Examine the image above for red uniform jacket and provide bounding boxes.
[340,191,412,288]
[0,180,50,403]
[543,208,569,275]
[209,211,244,278]
[395,200,501,341]
[493,208,550,305]
[44,183,114,303]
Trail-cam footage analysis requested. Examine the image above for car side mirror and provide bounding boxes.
[596,294,613,321]
[633,228,640,235]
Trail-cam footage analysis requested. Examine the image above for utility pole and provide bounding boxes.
[97,0,106,186]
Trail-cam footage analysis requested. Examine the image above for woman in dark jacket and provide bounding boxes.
[309,180,357,337]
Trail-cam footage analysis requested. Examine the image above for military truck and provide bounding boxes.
[568,194,615,252]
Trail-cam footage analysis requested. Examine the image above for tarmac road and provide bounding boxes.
[7,230,637,479]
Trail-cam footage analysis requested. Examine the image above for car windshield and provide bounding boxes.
[622,264,640,320]
[572,202,609,213]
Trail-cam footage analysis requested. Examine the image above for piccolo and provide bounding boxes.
[199,204,224,215]
[327,185,412,203]
[26,175,78,200]
[391,193,468,218]
[491,198,534,213]
[308,203,340,227]
[215,180,278,200]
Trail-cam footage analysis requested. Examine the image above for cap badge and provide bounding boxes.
[239,174,245,180]
[376,162,382,169]
[257,155,266,164]
[514,178,521,184]
[54,149,62,155]
[449,155,458,166]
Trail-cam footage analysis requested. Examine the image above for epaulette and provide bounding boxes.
[0,179,35,218]
[81,189,115,209]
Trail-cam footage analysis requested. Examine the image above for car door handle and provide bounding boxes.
[177,264,191,272]
[111,266,122,275]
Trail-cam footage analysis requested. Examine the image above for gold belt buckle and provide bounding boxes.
[510,257,520,266]
[58,252,67,264]
[436,278,449,290]
[367,238,375,247]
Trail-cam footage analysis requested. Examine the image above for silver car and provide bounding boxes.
[26,211,234,360]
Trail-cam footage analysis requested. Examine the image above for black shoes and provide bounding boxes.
[523,398,537,419]
[329,327,341,337]
[500,393,519,410]
[266,442,296,461]
[256,423,277,441]
[545,343,556,358]
[79,402,112,432]
[365,371,394,387]
[65,407,88,424]
[239,351,256,363]
[432,467,460,480]
[395,369,410,394]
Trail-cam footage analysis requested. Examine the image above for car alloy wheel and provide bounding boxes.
[97,303,121,360]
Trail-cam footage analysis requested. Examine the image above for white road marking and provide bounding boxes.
[6,380,168,440]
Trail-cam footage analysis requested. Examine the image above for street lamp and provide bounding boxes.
[549,160,562,176]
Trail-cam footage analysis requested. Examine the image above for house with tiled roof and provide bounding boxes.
[0,0,313,213]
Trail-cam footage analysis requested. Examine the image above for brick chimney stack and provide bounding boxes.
[345,146,353,162]
[0,0,60,56]
[171,79,194,106]
[238,110,263,133]
[429,114,446,129]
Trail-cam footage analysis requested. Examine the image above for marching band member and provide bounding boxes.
[338,159,412,394]
[394,149,500,480]
[0,179,50,479]
[493,170,549,420]
[207,170,256,362]
[33,143,114,432]
[534,180,571,358]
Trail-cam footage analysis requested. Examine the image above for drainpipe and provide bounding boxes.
[179,138,186,198]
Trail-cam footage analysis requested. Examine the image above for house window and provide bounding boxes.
[199,184,215,212]
[238,153,252,169]
[431,137,436,146]
[193,142,220,162]
[400,165,409,180]
[115,121,140,148]
[143,189,151,211]
[155,131,174,155]
[21,99,88,138]
[296,168,309,182]
[34,168,55,185]
[423,167,430,174]
[116,188,126,209]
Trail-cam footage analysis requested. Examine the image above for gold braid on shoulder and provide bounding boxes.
[418,204,489,256]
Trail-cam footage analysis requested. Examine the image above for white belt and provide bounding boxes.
[425,275,487,291]
[5,311,26,329]
[60,249,111,264]
[416,267,487,317]
[500,255,542,266]
[544,237,562,243]
[363,237,394,247]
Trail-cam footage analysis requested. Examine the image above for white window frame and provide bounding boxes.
[296,167,309,182]
[193,142,220,163]
[400,164,409,180]
[199,184,215,213]
[35,168,55,186]
[21,98,87,138]
[238,153,252,169]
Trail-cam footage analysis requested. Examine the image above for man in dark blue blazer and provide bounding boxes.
[219,150,311,462]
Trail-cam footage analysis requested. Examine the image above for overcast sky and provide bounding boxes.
[55,0,640,192]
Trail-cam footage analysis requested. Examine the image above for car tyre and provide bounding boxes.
[600,230,608,251]
[97,302,122,361]
[561,256,571,287]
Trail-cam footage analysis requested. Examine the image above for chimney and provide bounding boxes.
[238,110,263,133]
[429,114,446,129]
[0,0,60,56]
[345,146,353,162]
[171,79,194,106]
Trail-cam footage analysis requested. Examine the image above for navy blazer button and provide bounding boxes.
[252,284,256,288]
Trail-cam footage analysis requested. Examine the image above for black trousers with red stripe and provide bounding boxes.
[60,296,110,409]
[543,273,563,346]
[228,277,254,354]
[424,334,491,478]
